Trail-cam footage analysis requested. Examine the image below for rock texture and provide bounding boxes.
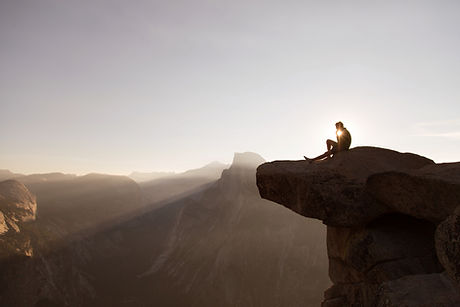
[436,205,460,286]
[0,174,143,307]
[256,147,460,306]
[0,179,37,250]
[0,180,37,233]
[0,180,37,264]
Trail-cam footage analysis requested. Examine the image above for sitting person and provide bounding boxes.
[304,121,352,162]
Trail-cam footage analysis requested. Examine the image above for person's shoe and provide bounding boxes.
[304,156,313,163]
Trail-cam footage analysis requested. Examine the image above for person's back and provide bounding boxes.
[337,127,351,152]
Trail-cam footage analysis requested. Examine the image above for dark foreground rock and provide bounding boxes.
[256,147,460,306]
[436,205,460,286]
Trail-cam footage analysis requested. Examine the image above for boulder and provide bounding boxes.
[366,162,460,223]
[376,273,460,307]
[322,282,378,306]
[436,205,460,285]
[256,147,434,227]
[327,214,442,284]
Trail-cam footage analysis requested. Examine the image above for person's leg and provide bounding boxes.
[304,140,337,162]
[326,139,337,152]
[305,151,330,161]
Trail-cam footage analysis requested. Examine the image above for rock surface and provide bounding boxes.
[436,205,460,286]
[0,180,37,262]
[256,147,460,306]
[257,147,435,227]
[367,163,460,223]
[376,273,460,307]
[0,180,37,235]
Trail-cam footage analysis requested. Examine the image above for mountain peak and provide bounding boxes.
[181,161,228,178]
[231,152,265,169]
[202,161,227,169]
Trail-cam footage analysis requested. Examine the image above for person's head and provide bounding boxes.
[335,121,344,130]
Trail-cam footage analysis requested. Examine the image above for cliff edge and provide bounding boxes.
[256,146,460,306]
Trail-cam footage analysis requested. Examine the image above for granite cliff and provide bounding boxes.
[81,152,329,306]
[0,174,143,306]
[0,180,37,259]
[256,146,460,306]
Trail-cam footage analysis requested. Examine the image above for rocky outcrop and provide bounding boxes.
[0,180,37,235]
[0,174,142,307]
[0,180,37,262]
[256,147,460,306]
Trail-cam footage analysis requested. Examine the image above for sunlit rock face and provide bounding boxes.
[0,174,144,307]
[0,180,36,235]
[256,147,460,306]
[0,180,37,262]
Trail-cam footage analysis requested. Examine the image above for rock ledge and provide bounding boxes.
[256,147,460,306]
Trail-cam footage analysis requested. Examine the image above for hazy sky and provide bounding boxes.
[1,0,460,175]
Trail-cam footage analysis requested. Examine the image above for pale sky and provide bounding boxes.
[1,0,460,175]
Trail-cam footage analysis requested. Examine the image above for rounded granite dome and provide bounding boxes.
[231,152,265,169]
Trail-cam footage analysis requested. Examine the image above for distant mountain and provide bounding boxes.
[0,154,329,306]
[78,152,329,306]
[0,169,24,181]
[179,161,229,178]
[129,171,175,183]
[16,172,76,184]
[139,161,228,207]
[16,173,142,238]
[130,161,228,183]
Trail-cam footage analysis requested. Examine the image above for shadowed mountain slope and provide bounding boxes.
[76,152,329,307]
[0,173,143,306]
[0,154,329,306]
[139,161,228,207]
[16,173,142,237]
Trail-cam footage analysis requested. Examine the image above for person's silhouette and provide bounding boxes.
[304,121,351,162]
